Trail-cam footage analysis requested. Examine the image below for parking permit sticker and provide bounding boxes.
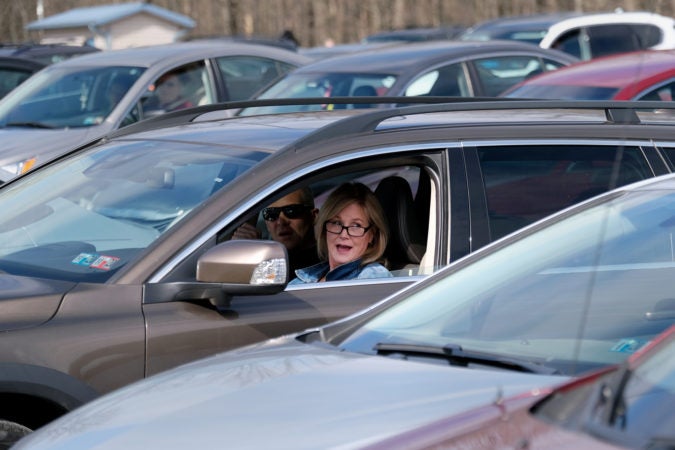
[610,338,647,354]
[72,253,98,266]
[72,253,120,271]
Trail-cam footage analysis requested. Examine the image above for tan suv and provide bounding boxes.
[0,98,674,442]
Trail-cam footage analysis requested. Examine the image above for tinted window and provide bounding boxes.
[587,24,642,58]
[216,56,297,101]
[478,145,652,240]
[632,23,663,47]
[474,56,550,96]
[0,67,34,98]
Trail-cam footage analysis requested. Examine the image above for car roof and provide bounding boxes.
[47,40,311,69]
[0,55,45,71]
[111,98,675,150]
[513,49,675,88]
[0,42,99,64]
[112,109,359,150]
[463,12,583,34]
[291,39,577,74]
[548,10,675,28]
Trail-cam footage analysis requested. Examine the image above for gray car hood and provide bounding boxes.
[0,127,102,182]
[17,336,569,449]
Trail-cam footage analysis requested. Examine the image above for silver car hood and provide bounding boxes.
[17,336,568,450]
[0,127,103,182]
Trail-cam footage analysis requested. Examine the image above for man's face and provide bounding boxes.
[265,191,316,251]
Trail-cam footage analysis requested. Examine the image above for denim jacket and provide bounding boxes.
[289,258,392,284]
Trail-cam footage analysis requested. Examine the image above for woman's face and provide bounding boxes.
[326,202,373,270]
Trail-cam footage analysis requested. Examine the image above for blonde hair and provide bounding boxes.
[315,182,388,265]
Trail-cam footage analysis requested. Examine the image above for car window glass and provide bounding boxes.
[637,80,675,101]
[0,66,144,128]
[542,57,568,71]
[605,336,675,441]
[405,63,469,97]
[246,72,397,114]
[339,189,675,375]
[142,62,207,118]
[632,23,663,48]
[0,67,33,98]
[215,56,297,101]
[551,28,584,59]
[477,145,652,240]
[0,140,269,283]
[216,164,436,282]
[474,56,548,96]
[587,24,642,59]
[504,83,620,100]
[659,147,675,170]
[532,330,675,447]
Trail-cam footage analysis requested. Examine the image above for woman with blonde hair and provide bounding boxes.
[290,182,391,283]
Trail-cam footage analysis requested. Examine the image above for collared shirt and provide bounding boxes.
[289,258,392,284]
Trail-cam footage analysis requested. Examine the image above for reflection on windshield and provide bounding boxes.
[0,140,267,282]
[0,66,144,128]
[340,190,675,375]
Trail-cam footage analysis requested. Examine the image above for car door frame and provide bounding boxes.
[140,143,461,376]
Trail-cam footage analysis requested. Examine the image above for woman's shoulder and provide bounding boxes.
[357,262,393,279]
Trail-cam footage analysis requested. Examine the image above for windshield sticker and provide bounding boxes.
[72,253,120,271]
[610,338,648,354]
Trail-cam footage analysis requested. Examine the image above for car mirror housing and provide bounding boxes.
[197,239,288,285]
[144,240,289,308]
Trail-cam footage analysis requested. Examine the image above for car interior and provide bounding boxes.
[220,163,437,280]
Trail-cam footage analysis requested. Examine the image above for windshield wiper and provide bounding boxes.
[5,121,56,129]
[374,342,560,375]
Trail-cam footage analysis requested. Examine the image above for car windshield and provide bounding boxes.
[0,65,144,128]
[0,139,268,282]
[241,72,396,115]
[505,84,619,100]
[340,188,675,375]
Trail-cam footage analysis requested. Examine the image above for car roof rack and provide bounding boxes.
[106,97,675,146]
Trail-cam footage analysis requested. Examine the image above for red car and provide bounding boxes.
[364,325,675,450]
[503,49,675,101]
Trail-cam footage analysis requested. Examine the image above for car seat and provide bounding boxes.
[352,85,378,109]
[374,176,427,271]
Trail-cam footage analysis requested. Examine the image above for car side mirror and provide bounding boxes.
[144,240,289,308]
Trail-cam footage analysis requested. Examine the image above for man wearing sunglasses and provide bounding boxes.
[232,187,320,274]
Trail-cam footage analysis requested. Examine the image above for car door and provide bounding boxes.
[142,147,457,376]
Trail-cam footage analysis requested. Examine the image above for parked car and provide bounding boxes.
[502,49,675,101]
[363,324,675,450]
[361,25,466,43]
[463,10,675,61]
[0,40,311,184]
[0,99,673,443]
[0,42,99,65]
[13,169,675,450]
[298,41,400,61]
[240,40,578,115]
[0,56,44,99]
[460,12,583,45]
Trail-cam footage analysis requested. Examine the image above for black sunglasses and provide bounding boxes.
[262,204,312,221]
